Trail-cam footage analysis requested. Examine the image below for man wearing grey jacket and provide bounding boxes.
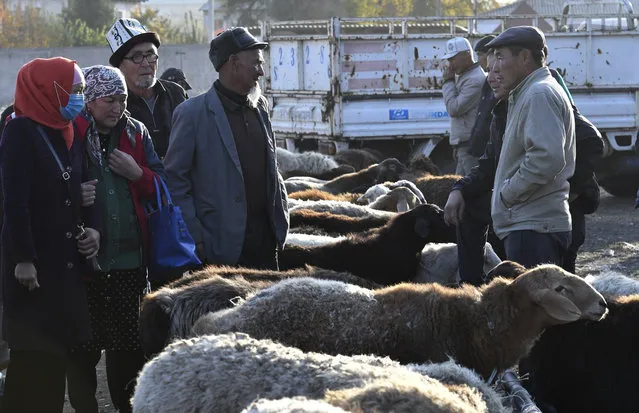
[164,27,289,270]
[441,37,486,175]
[486,26,575,268]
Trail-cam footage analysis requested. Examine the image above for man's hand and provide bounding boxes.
[77,227,101,259]
[15,262,39,291]
[442,60,456,81]
[109,149,143,181]
[444,190,465,227]
[80,179,98,207]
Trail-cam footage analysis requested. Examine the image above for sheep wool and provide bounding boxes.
[131,332,500,413]
[241,397,349,413]
[585,271,639,300]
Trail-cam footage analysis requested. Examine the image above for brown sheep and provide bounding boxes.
[288,189,361,203]
[194,264,608,379]
[282,164,356,180]
[289,209,390,235]
[139,265,380,357]
[320,158,406,194]
[400,154,443,181]
[415,174,462,208]
[334,149,383,171]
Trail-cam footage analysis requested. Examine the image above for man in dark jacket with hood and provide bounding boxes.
[106,18,187,159]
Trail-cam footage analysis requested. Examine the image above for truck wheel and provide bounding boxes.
[599,177,638,198]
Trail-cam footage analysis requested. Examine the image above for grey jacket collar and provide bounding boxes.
[509,66,550,104]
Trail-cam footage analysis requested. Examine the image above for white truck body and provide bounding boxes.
[263,14,639,194]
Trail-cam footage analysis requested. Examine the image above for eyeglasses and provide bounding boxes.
[123,52,159,64]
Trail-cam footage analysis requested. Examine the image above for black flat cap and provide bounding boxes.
[160,67,192,90]
[474,35,496,53]
[209,27,267,71]
[486,26,546,52]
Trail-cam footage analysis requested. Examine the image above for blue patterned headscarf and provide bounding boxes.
[82,65,127,102]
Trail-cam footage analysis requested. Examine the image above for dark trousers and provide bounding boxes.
[504,230,571,268]
[237,216,279,270]
[67,349,146,413]
[3,350,66,413]
[562,202,586,274]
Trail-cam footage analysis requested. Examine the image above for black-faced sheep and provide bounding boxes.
[289,209,390,235]
[139,266,381,357]
[521,294,639,413]
[414,243,502,287]
[194,265,608,379]
[276,148,339,177]
[289,189,361,203]
[415,174,462,208]
[132,332,506,413]
[333,149,383,171]
[279,203,456,284]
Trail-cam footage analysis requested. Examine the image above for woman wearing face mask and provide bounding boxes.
[67,65,164,413]
[0,57,101,413]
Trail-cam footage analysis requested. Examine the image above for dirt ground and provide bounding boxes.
[60,188,639,413]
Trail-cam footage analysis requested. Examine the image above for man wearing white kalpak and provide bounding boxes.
[440,37,486,175]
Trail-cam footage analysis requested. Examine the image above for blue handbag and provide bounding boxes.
[146,177,201,274]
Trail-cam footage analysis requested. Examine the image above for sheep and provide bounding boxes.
[288,199,396,219]
[278,203,457,284]
[367,187,422,212]
[401,154,442,180]
[484,261,526,282]
[287,233,346,247]
[321,158,406,194]
[194,264,608,379]
[285,179,325,194]
[387,179,427,204]
[415,174,463,208]
[414,243,502,287]
[132,332,505,413]
[139,265,381,357]
[289,209,391,235]
[242,398,349,413]
[289,188,361,203]
[356,184,390,204]
[282,165,357,180]
[521,294,639,413]
[585,271,639,299]
[276,147,339,176]
[333,149,383,171]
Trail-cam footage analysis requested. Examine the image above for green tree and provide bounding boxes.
[131,6,204,44]
[63,0,114,30]
[352,0,413,16]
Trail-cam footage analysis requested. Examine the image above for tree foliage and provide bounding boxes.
[63,0,115,30]
[130,6,204,44]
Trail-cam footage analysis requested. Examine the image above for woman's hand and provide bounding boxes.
[15,262,39,291]
[77,227,101,259]
[81,179,98,207]
[108,149,143,181]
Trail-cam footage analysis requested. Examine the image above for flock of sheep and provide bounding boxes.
[131,148,639,413]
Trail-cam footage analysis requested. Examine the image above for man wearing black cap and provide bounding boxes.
[106,18,187,159]
[160,67,192,96]
[484,26,575,268]
[164,27,289,270]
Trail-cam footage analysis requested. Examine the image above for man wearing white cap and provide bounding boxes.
[440,36,486,175]
[106,18,187,160]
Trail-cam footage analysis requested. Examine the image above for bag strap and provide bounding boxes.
[152,176,173,210]
[35,124,70,182]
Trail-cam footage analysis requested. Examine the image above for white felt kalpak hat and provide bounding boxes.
[106,18,161,67]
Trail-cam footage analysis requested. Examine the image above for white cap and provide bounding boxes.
[441,37,473,60]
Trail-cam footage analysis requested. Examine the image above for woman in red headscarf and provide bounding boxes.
[0,57,101,413]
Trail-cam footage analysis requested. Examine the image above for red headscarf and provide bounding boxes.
[14,57,79,149]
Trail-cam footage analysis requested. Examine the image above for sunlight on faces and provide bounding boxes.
[119,42,158,90]
[87,94,127,133]
[492,46,528,92]
[486,53,508,100]
[447,50,472,75]
[229,49,265,101]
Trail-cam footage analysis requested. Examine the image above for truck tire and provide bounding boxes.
[598,177,638,198]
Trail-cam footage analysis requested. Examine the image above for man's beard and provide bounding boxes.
[246,82,262,108]
[136,75,157,89]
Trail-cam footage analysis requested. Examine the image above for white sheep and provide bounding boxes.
[585,271,639,299]
[241,398,349,413]
[288,199,396,219]
[357,184,390,204]
[287,233,346,248]
[194,265,608,379]
[414,243,502,286]
[132,332,504,413]
[276,147,338,176]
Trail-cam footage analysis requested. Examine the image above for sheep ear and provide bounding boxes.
[414,218,430,237]
[529,288,582,322]
[396,197,410,212]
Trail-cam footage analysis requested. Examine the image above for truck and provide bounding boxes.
[260,7,639,196]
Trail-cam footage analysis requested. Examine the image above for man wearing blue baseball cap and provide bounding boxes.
[484,26,575,267]
[164,27,289,270]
